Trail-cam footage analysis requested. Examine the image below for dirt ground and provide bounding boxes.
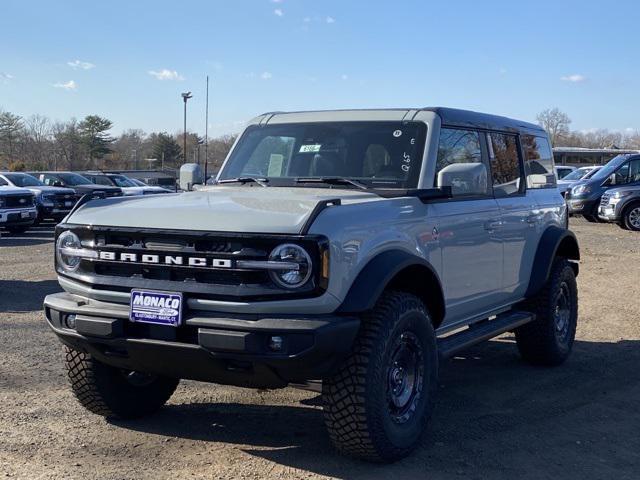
[0,219,639,479]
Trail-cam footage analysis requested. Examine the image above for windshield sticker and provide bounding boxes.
[267,154,284,176]
[299,144,321,153]
[393,130,403,138]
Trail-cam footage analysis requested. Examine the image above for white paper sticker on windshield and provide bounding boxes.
[268,154,284,176]
[299,144,321,153]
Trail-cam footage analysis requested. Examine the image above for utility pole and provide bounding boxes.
[181,92,192,164]
[204,76,209,182]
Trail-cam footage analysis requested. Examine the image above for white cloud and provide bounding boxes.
[274,8,283,16]
[271,0,283,3]
[67,59,95,70]
[148,69,185,81]
[561,74,586,83]
[326,16,335,23]
[53,80,77,90]
[261,71,272,80]
[0,72,13,83]
[341,74,348,81]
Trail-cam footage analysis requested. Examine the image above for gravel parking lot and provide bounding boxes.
[1,219,639,480]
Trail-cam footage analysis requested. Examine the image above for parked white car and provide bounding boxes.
[80,172,171,196]
[557,166,602,196]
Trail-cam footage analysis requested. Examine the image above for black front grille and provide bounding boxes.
[58,226,327,301]
[4,194,34,208]
[49,193,77,208]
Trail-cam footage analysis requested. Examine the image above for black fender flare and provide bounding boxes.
[525,226,580,298]
[336,249,445,324]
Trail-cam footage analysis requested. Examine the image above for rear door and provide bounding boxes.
[486,132,539,301]
[431,127,503,325]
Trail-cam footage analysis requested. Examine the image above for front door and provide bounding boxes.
[432,127,503,326]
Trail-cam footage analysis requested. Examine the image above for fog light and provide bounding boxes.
[268,335,284,352]
[65,314,76,329]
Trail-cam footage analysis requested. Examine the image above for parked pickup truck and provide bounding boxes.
[0,181,37,234]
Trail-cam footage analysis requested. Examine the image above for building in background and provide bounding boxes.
[553,147,640,166]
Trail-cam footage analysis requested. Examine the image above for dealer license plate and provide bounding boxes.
[130,290,183,327]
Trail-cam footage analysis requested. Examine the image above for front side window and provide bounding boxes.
[609,159,640,185]
[522,135,556,189]
[0,177,7,186]
[219,122,427,189]
[488,132,523,197]
[434,128,488,196]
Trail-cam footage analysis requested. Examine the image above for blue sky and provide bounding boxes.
[1,0,639,137]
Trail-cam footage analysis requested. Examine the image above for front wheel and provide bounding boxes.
[622,202,640,231]
[322,291,438,463]
[516,259,578,366]
[64,347,179,419]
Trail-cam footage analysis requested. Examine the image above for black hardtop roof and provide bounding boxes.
[260,107,546,137]
[424,107,546,136]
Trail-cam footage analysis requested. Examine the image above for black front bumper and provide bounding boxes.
[44,292,360,389]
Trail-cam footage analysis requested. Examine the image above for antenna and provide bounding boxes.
[204,75,209,183]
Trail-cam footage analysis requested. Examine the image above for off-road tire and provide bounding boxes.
[516,258,578,366]
[64,346,179,419]
[6,226,29,234]
[622,201,640,231]
[322,291,438,463]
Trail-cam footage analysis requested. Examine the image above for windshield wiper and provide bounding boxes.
[218,177,269,187]
[295,177,370,191]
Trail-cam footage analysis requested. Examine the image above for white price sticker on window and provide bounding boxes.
[299,144,321,153]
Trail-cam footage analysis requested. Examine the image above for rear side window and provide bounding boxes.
[522,135,556,189]
[435,128,489,197]
[487,132,523,197]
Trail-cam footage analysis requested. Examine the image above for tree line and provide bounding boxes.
[2,107,638,173]
[536,107,640,149]
[0,110,237,173]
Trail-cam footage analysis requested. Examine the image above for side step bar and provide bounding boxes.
[437,311,534,360]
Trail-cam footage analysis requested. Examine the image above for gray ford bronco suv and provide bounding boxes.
[44,108,580,462]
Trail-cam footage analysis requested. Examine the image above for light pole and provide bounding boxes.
[181,92,192,164]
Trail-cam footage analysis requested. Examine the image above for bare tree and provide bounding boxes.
[536,108,571,146]
[0,111,24,166]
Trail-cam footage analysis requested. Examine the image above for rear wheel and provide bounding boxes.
[322,291,438,463]
[516,259,578,366]
[622,202,640,231]
[64,347,179,419]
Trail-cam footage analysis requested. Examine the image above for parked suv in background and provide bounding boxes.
[557,165,601,196]
[598,185,640,230]
[0,172,77,223]
[565,154,640,222]
[44,108,579,462]
[29,171,123,198]
[80,172,169,195]
[0,179,37,233]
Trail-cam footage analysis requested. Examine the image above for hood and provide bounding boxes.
[25,185,76,195]
[74,184,121,193]
[67,185,384,234]
[606,185,639,194]
[0,185,33,196]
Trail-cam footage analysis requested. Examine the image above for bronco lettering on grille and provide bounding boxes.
[97,251,233,268]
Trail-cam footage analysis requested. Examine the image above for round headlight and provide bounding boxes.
[268,243,312,289]
[56,231,82,271]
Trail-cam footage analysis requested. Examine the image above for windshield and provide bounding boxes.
[58,173,94,185]
[219,122,427,188]
[4,173,44,187]
[589,155,628,182]
[109,175,137,187]
[562,168,592,181]
[131,178,147,186]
